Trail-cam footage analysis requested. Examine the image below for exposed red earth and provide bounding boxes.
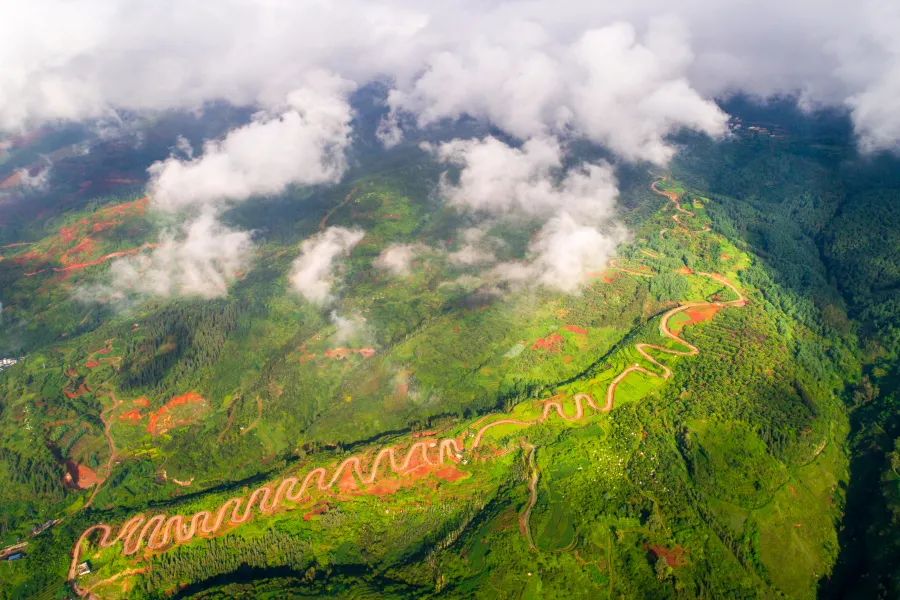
[147,392,207,436]
[324,347,376,360]
[532,333,564,352]
[24,245,156,277]
[118,410,142,423]
[13,197,151,277]
[649,544,688,568]
[0,170,24,190]
[64,462,101,490]
[682,304,722,327]
[64,383,91,399]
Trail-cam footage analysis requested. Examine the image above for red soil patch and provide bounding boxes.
[650,544,688,568]
[564,325,588,335]
[24,246,153,278]
[0,171,23,190]
[14,249,46,265]
[119,410,143,423]
[683,304,721,326]
[64,383,91,399]
[147,391,207,436]
[64,237,97,260]
[56,247,150,273]
[325,348,352,360]
[412,430,437,439]
[85,360,101,369]
[434,466,467,482]
[91,220,118,233]
[59,225,80,244]
[677,266,694,275]
[303,502,331,521]
[324,347,376,360]
[133,396,150,408]
[532,333,564,352]
[588,270,619,283]
[64,461,100,490]
[403,450,428,473]
[366,478,405,497]
[18,197,150,276]
[99,196,148,218]
[404,463,434,481]
[337,468,358,493]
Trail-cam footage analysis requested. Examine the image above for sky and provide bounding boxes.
[3,0,898,301]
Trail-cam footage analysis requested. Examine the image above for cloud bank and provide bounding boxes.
[437,136,626,292]
[389,19,727,164]
[2,1,900,152]
[99,73,355,300]
[289,226,365,305]
[374,243,427,277]
[149,72,354,212]
[89,211,254,301]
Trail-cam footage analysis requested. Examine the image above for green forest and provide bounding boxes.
[0,97,897,600]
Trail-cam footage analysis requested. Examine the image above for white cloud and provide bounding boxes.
[149,72,354,212]
[96,73,356,302]
[448,227,497,266]
[0,1,425,131]
[0,164,50,194]
[374,242,426,276]
[438,136,618,222]
[375,112,404,148]
[3,1,900,152]
[389,19,727,164]
[842,1,900,153]
[491,214,628,293]
[289,226,364,305]
[436,135,625,292]
[329,310,372,345]
[97,210,254,300]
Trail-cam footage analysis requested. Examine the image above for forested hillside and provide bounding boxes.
[0,98,897,600]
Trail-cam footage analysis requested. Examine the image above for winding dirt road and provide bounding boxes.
[652,178,711,234]
[83,390,121,510]
[604,272,746,406]
[70,178,747,594]
[69,438,466,585]
[519,443,539,552]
